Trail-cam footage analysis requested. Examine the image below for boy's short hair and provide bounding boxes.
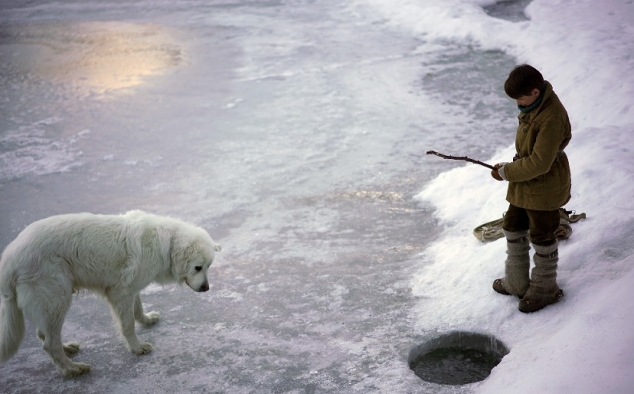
[504,64,544,99]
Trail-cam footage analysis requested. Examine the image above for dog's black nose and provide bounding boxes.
[199,282,209,292]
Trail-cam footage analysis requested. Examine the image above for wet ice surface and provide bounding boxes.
[0,1,518,392]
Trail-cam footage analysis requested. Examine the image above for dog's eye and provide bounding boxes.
[195,266,202,272]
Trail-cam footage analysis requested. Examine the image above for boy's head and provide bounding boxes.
[504,64,544,106]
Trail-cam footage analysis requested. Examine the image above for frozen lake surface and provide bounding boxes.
[0,1,521,392]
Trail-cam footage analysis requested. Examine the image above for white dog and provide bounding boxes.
[0,210,221,377]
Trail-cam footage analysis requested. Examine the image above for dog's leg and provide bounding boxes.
[107,292,153,355]
[22,281,90,377]
[37,329,80,356]
[133,294,160,326]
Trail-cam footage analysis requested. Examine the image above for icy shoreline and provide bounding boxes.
[398,0,634,392]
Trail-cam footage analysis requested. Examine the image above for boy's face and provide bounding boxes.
[515,88,540,107]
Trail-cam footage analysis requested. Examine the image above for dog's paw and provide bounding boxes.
[130,342,153,355]
[63,342,80,356]
[142,311,160,326]
[62,362,91,378]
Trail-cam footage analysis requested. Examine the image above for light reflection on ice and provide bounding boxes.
[0,21,181,93]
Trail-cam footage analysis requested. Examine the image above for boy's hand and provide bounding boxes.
[491,163,504,181]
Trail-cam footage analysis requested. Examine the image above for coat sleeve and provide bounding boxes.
[503,114,567,183]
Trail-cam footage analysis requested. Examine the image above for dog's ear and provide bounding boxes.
[169,236,198,277]
[174,242,200,263]
[214,243,222,252]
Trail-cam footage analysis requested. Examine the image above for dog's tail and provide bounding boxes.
[0,293,25,363]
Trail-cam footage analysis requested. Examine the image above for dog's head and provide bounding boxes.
[171,228,222,292]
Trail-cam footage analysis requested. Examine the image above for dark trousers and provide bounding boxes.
[502,204,560,246]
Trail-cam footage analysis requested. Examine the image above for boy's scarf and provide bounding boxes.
[518,83,547,113]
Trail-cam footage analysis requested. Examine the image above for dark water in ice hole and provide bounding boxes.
[410,347,503,386]
[408,332,510,386]
[0,1,524,392]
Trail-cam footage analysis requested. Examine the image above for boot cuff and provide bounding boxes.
[533,241,558,255]
[503,229,528,241]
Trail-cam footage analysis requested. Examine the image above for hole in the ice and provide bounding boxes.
[408,331,509,385]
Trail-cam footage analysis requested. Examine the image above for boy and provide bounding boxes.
[491,64,571,313]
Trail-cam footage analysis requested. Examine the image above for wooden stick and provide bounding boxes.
[426,150,496,170]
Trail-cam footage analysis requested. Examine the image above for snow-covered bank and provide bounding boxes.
[415,125,634,393]
[357,0,634,392]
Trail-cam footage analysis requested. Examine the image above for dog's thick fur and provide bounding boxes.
[0,210,221,377]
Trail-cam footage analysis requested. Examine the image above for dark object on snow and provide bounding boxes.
[474,208,586,243]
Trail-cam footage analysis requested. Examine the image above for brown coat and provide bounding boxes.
[503,81,572,211]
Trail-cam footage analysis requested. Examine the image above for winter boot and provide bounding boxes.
[519,241,564,313]
[492,229,530,298]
